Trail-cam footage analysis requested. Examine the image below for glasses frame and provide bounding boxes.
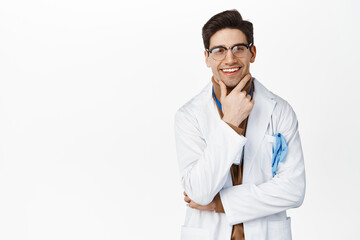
[206,43,253,60]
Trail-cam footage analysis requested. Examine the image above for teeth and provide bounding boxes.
[222,68,239,72]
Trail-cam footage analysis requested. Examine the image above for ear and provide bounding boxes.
[204,50,210,67]
[250,45,257,63]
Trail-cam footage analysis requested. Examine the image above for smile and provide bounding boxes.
[221,67,240,73]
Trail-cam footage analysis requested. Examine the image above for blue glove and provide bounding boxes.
[272,133,288,177]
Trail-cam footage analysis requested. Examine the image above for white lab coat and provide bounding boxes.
[174,78,305,240]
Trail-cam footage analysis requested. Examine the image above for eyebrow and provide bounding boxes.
[209,43,248,49]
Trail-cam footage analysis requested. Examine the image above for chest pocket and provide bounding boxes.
[260,134,277,180]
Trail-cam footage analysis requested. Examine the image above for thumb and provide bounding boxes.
[218,80,227,101]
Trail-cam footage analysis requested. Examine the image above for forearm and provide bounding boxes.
[220,173,305,224]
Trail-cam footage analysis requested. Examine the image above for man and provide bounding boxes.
[174,9,305,240]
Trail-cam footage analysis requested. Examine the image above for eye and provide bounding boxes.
[233,45,246,53]
[211,47,225,55]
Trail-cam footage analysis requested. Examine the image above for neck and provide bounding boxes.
[211,76,253,100]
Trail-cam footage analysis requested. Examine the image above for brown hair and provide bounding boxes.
[202,9,254,50]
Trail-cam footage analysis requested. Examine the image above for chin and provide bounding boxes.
[224,79,241,88]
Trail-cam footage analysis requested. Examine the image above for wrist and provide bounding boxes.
[211,201,216,211]
[222,116,241,127]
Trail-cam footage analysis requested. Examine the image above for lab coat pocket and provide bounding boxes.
[261,135,276,179]
[267,217,292,240]
[181,226,210,240]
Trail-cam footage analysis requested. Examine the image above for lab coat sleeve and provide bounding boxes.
[219,103,306,225]
[174,107,247,205]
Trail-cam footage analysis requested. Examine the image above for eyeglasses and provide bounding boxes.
[206,43,253,61]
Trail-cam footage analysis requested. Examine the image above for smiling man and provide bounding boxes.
[174,10,305,240]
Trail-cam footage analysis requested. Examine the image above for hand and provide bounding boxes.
[220,74,255,127]
[183,192,215,211]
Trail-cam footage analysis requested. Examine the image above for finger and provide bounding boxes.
[218,80,227,100]
[184,196,191,203]
[233,74,251,93]
[183,191,187,196]
[189,201,196,208]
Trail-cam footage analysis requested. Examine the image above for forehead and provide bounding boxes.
[209,28,247,48]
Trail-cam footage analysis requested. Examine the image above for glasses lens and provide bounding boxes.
[232,45,247,58]
[211,47,226,60]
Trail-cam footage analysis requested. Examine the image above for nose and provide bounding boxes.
[224,49,237,64]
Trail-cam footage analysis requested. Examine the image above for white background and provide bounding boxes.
[0,0,359,239]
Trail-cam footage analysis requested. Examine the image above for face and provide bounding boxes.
[205,28,256,88]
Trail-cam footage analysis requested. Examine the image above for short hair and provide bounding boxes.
[202,9,254,50]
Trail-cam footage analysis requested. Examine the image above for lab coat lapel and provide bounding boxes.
[243,79,276,180]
